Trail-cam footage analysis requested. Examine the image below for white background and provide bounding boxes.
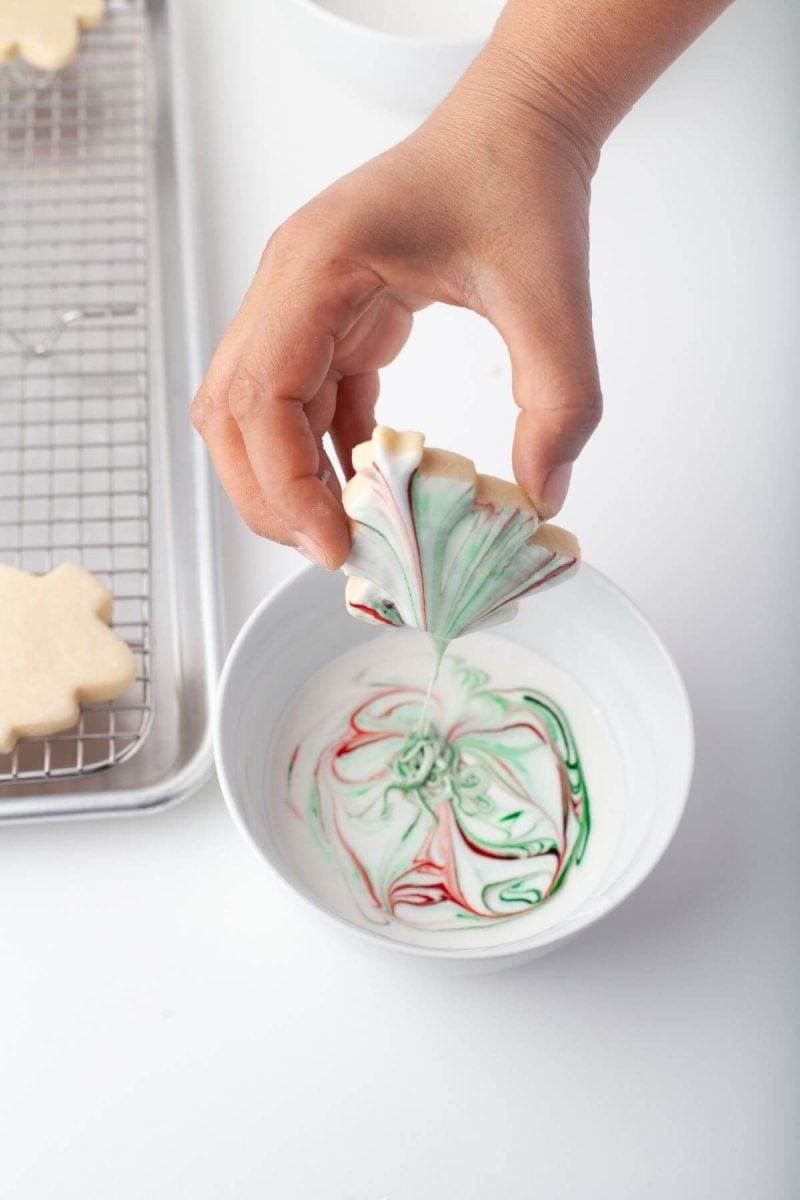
[1,1,797,1196]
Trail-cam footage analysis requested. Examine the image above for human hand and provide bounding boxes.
[192,0,727,568]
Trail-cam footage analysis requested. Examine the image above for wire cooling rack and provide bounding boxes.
[0,1,154,783]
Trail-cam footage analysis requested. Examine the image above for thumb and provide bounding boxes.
[490,288,602,518]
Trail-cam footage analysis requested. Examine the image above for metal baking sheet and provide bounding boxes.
[0,0,221,819]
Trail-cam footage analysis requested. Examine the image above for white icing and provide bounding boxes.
[342,428,579,643]
[267,630,625,950]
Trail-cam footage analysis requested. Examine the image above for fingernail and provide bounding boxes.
[541,463,572,514]
[293,532,327,568]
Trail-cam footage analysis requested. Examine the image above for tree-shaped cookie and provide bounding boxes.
[0,0,104,72]
[342,427,579,644]
[0,563,136,755]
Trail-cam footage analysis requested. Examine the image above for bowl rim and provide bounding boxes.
[214,562,695,962]
[285,0,493,49]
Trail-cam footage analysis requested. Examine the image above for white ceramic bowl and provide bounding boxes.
[280,0,506,112]
[215,564,694,970]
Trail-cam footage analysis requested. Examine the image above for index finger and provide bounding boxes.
[198,234,383,568]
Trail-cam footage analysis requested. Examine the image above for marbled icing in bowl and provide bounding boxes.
[268,631,624,950]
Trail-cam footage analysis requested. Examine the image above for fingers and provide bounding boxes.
[192,401,297,545]
[489,279,602,518]
[330,372,380,478]
[193,232,383,569]
[223,344,345,568]
[198,356,349,568]
[314,438,342,502]
[198,377,342,544]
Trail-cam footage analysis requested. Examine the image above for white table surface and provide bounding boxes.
[1,2,797,1196]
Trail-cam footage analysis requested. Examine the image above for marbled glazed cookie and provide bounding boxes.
[342,427,579,643]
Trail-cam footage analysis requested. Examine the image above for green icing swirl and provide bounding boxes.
[342,429,579,641]
[288,655,590,932]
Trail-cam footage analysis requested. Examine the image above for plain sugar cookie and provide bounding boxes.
[0,562,136,755]
[0,0,105,72]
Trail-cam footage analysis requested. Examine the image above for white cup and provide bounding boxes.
[280,0,507,112]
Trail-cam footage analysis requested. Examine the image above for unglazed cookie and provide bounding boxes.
[342,428,579,643]
[0,0,104,71]
[0,563,136,754]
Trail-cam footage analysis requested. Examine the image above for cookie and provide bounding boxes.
[342,427,579,643]
[0,0,105,72]
[0,562,136,755]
